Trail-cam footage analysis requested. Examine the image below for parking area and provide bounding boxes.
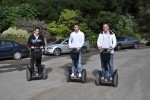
[0,46,150,100]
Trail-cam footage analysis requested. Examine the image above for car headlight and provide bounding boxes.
[48,46,53,49]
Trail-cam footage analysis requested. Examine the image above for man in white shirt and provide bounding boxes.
[97,23,117,80]
[69,24,85,77]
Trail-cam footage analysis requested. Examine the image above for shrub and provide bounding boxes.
[15,18,48,35]
[0,34,28,44]
[2,27,29,37]
[0,4,38,33]
[98,11,138,37]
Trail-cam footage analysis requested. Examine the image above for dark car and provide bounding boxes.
[0,40,30,60]
[115,36,140,50]
[146,40,150,46]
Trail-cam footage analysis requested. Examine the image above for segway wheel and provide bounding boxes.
[42,67,47,80]
[113,71,118,87]
[95,71,101,86]
[66,66,71,82]
[81,69,86,83]
[26,66,31,81]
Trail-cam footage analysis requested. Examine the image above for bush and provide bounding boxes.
[15,18,48,35]
[2,27,29,37]
[0,34,28,44]
[0,3,38,33]
[98,11,138,37]
[86,32,98,46]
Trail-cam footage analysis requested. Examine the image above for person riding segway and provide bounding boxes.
[26,27,46,81]
[95,23,118,87]
[66,23,86,83]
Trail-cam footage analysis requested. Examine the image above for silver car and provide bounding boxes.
[44,38,90,56]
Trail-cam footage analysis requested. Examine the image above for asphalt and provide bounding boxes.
[0,47,150,100]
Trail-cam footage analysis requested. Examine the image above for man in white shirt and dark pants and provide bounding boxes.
[69,24,85,77]
[97,23,117,80]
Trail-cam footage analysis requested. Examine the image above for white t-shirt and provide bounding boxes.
[102,33,110,49]
[69,30,85,48]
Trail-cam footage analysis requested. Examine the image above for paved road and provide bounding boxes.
[0,47,150,100]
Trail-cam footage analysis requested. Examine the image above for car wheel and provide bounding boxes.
[116,44,122,50]
[13,52,22,60]
[82,46,87,54]
[53,48,61,56]
[134,43,138,49]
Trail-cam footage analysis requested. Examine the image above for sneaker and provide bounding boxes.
[101,76,105,80]
[71,73,74,77]
[109,77,113,81]
[78,73,82,77]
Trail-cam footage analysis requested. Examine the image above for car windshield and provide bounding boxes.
[54,39,65,44]
[117,37,125,41]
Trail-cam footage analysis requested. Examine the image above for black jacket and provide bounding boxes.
[27,34,45,48]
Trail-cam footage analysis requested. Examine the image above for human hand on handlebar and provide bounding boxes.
[108,46,113,50]
[77,47,80,51]
[40,46,44,49]
[31,46,34,49]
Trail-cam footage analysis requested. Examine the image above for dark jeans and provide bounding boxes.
[30,52,42,73]
[101,54,114,77]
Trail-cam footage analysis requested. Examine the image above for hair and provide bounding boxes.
[73,23,79,27]
[34,27,40,31]
[103,22,110,27]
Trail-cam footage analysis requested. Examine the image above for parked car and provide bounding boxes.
[0,40,30,60]
[115,36,140,50]
[146,40,150,46]
[44,38,90,56]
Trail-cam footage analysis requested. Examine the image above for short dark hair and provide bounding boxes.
[34,27,40,31]
[103,22,110,27]
[73,23,79,27]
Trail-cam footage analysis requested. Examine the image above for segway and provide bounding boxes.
[66,48,86,83]
[26,47,47,81]
[95,49,118,87]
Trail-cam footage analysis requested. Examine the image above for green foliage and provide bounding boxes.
[86,32,98,46]
[15,18,47,34]
[0,3,37,33]
[0,34,28,44]
[0,0,149,41]
[2,27,29,37]
[47,21,71,38]
[98,11,139,38]
[59,9,78,26]
[47,9,91,38]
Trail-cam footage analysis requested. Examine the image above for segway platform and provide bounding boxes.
[95,70,118,87]
[26,65,47,81]
[66,66,86,83]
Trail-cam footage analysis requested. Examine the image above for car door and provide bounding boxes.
[0,40,14,58]
[126,37,135,47]
[61,39,69,53]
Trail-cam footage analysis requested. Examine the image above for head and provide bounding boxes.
[73,23,79,33]
[103,23,110,33]
[34,27,40,36]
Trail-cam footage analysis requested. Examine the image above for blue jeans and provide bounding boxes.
[71,51,82,74]
[101,54,114,77]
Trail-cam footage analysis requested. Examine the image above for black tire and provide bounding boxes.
[134,43,138,49]
[53,48,61,56]
[95,71,101,86]
[42,66,47,80]
[82,46,87,54]
[66,66,71,82]
[81,69,86,83]
[26,67,31,81]
[13,51,22,60]
[116,44,122,50]
[113,72,118,87]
